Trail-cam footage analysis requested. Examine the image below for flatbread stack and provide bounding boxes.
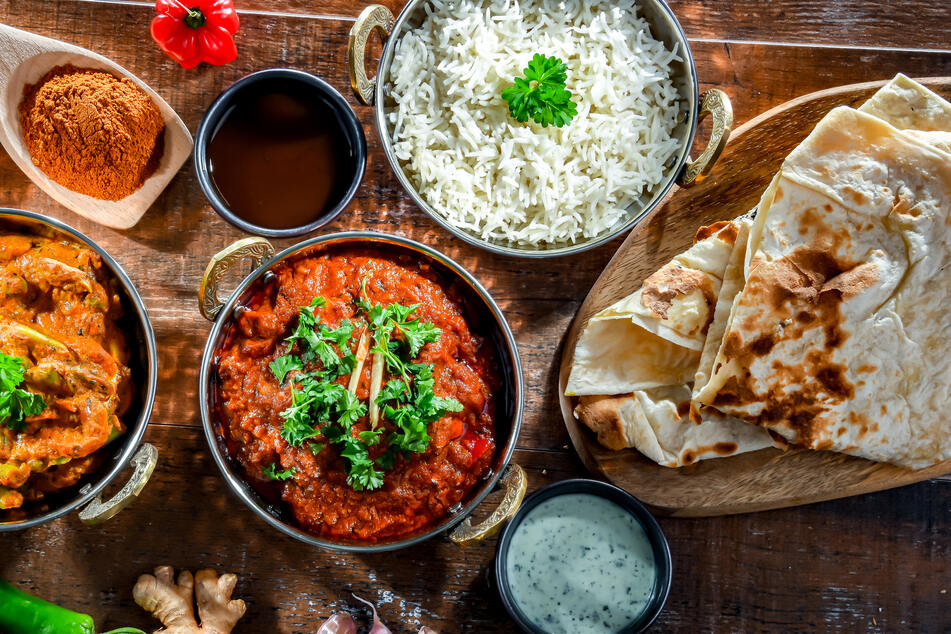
[566,217,775,467]
[567,74,951,470]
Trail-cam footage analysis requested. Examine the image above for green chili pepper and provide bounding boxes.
[0,579,145,634]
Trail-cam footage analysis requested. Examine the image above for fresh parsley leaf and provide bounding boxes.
[337,390,368,427]
[377,378,409,404]
[263,463,295,481]
[397,319,441,358]
[348,460,384,491]
[324,319,354,346]
[359,429,383,446]
[269,355,302,384]
[340,434,384,491]
[0,352,25,391]
[0,352,45,431]
[501,53,577,128]
[279,387,320,446]
[308,442,324,455]
[433,395,465,414]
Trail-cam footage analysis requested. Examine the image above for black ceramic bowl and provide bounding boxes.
[494,479,673,633]
[194,68,367,238]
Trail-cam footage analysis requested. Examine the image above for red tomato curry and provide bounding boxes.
[215,248,498,541]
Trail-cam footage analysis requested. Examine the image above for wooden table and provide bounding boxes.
[0,1,949,631]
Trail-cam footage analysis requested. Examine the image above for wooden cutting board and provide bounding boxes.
[557,77,951,517]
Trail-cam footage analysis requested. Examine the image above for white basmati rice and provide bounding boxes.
[387,0,683,247]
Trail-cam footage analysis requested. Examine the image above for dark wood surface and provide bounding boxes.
[0,1,949,631]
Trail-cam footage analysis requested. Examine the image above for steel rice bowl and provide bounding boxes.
[348,0,731,257]
[0,208,157,531]
[198,231,524,552]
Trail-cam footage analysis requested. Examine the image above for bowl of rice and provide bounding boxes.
[348,0,732,257]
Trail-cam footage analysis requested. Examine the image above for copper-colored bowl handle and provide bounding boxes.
[448,464,527,545]
[78,443,158,525]
[348,4,395,106]
[198,237,276,321]
[677,89,734,186]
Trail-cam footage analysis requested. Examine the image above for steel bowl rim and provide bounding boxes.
[198,230,524,552]
[194,68,368,239]
[493,478,674,633]
[372,0,700,258]
[0,207,157,531]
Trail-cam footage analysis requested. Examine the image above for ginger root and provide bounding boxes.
[133,566,246,634]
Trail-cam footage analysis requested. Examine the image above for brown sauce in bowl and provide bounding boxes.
[207,84,350,230]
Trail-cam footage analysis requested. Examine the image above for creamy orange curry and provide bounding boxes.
[0,233,132,513]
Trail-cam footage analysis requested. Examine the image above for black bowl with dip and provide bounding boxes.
[194,69,367,238]
[495,479,672,633]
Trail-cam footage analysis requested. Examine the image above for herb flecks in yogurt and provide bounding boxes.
[506,493,655,633]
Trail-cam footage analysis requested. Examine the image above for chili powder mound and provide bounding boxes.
[18,64,165,201]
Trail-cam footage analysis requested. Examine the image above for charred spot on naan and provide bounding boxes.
[574,394,635,451]
[680,441,741,465]
[709,241,885,449]
[712,353,856,449]
[676,400,691,418]
[694,220,740,245]
[732,244,879,355]
[640,264,716,335]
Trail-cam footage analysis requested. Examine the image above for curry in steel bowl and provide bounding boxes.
[202,234,523,547]
[0,209,156,527]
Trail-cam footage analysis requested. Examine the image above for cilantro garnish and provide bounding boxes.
[267,285,463,492]
[501,53,577,128]
[262,463,295,481]
[0,352,45,432]
[269,355,302,384]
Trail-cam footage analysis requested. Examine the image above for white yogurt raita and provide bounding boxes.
[505,493,656,633]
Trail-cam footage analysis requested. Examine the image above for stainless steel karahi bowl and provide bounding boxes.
[197,231,525,552]
[347,0,733,257]
[0,208,158,532]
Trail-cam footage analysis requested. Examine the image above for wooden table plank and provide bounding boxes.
[0,1,949,631]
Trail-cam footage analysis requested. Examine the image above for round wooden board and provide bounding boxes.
[557,77,951,517]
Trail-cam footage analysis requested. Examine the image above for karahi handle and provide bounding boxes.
[678,89,734,186]
[78,443,158,525]
[348,4,395,106]
[448,464,527,546]
[199,237,276,321]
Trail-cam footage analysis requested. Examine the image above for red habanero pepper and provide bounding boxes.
[150,0,240,69]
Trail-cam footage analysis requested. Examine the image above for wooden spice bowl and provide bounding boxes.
[0,24,192,229]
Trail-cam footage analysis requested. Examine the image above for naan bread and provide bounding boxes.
[575,386,771,467]
[859,74,951,132]
[691,214,755,409]
[567,219,774,466]
[859,75,951,153]
[695,106,951,468]
[567,221,741,397]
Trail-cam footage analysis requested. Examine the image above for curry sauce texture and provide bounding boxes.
[0,234,132,512]
[215,249,498,541]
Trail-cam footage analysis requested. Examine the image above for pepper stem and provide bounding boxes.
[167,0,206,28]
